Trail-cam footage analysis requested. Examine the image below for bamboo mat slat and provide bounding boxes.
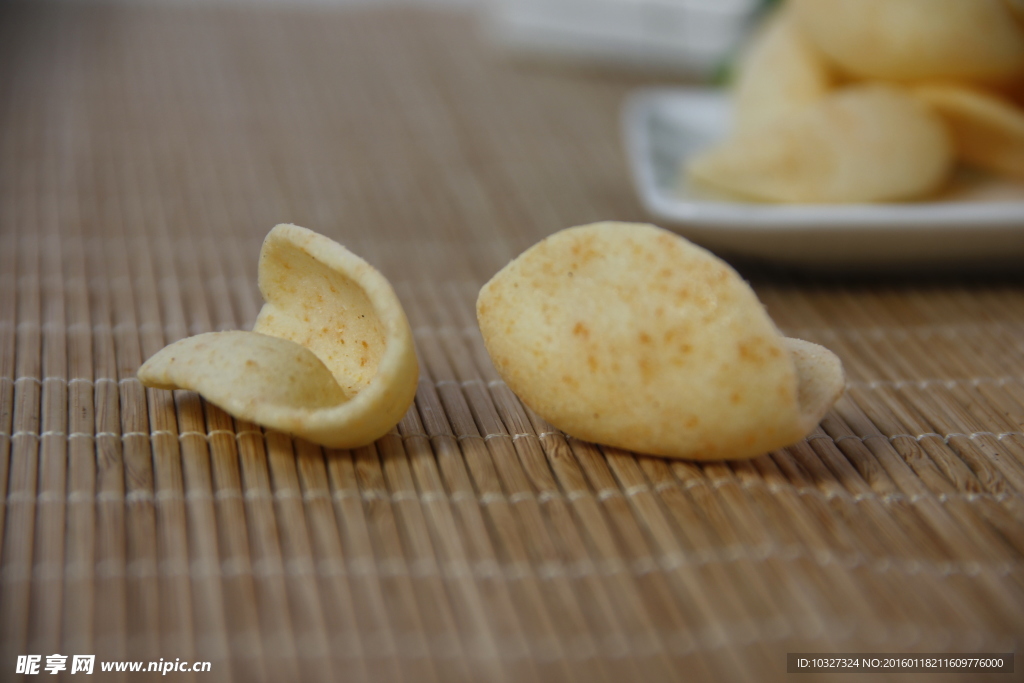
[1,2,1023,682]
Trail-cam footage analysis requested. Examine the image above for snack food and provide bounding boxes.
[138,224,418,448]
[913,83,1024,183]
[688,84,953,203]
[731,10,831,134]
[791,0,1024,84]
[476,222,845,461]
[680,0,1024,203]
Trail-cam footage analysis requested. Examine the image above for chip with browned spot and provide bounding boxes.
[138,224,418,448]
[476,222,844,461]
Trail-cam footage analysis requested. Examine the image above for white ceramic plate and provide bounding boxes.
[623,87,1024,268]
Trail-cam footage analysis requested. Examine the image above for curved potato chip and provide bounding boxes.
[732,10,832,134]
[914,83,1024,183]
[476,222,845,461]
[138,224,418,448]
[138,331,349,429]
[687,84,953,203]
[791,0,1024,84]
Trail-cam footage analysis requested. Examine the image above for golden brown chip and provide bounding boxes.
[914,83,1024,182]
[791,0,1024,84]
[476,222,845,461]
[732,10,832,134]
[138,224,418,448]
[687,84,953,203]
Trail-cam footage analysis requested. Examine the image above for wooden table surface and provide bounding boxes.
[1,3,1022,682]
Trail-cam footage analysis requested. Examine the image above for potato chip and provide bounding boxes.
[914,83,1024,182]
[732,10,832,134]
[476,222,845,461]
[791,0,1024,84]
[138,224,418,448]
[783,337,846,434]
[137,331,349,427]
[687,84,953,203]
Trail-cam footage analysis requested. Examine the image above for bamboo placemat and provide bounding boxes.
[1,3,1022,682]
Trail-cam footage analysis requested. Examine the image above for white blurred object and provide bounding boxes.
[486,0,760,75]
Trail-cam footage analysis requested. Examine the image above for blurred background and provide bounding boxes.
[2,1,1022,683]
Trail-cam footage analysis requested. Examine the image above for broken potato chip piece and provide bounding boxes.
[476,222,845,461]
[138,224,418,449]
[688,84,953,203]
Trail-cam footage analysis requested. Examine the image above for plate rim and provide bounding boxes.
[623,86,1024,233]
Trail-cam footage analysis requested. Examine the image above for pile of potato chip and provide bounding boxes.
[686,0,1024,203]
